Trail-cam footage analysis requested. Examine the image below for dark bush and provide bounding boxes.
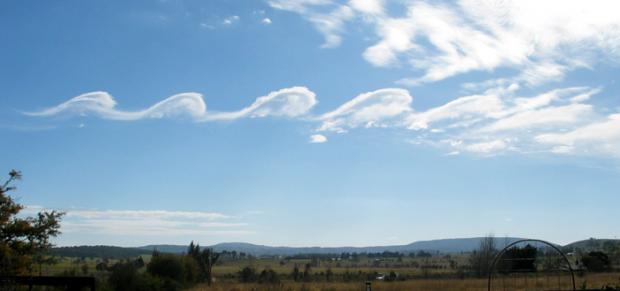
[238,266,258,283]
[582,251,611,272]
[258,269,280,284]
[108,261,163,291]
[147,254,186,283]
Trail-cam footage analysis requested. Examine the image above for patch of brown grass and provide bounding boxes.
[188,272,620,291]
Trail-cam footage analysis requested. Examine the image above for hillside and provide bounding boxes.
[57,237,617,258]
[138,237,525,256]
[50,245,151,259]
[563,238,620,252]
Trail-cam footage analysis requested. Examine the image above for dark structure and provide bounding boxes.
[488,239,576,291]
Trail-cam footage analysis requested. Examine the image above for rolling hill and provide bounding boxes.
[53,237,618,258]
[138,237,525,256]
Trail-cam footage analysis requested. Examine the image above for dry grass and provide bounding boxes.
[188,272,620,291]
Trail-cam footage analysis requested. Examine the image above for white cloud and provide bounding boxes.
[25,87,317,122]
[478,104,593,133]
[271,0,620,85]
[404,86,612,155]
[203,86,317,121]
[309,134,327,143]
[222,15,240,25]
[23,85,620,158]
[464,139,508,154]
[266,0,619,162]
[25,206,253,237]
[261,17,272,25]
[318,88,412,132]
[407,93,504,130]
[268,0,354,48]
[24,91,207,121]
[535,114,620,156]
[349,0,384,15]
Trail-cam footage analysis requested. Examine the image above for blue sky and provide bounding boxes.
[1,0,620,247]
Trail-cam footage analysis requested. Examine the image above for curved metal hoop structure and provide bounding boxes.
[487,239,576,291]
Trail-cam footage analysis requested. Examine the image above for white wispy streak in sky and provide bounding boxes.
[270,0,620,85]
[24,206,253,238]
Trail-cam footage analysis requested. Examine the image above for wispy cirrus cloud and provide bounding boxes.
[270,0,620,86]
[308,84,617,157]
[535,114,620,156]
[405,86,615,156]
[24,206,254,237]
[268,0,355,48]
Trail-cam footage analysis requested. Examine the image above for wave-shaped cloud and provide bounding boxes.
[24,91,207,121]
[317,88,413,132]
[203,86,317,121]
[23,84,620,157]
[25,86,317,122]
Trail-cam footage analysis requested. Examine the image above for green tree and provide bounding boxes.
[186,242,220,286]
[0,169,63,275]
[238,266,257,283]
[291,264,301,281]
[258,268,280,284]
[582,251,611,272]
[147,253,186,283]
[325,267,334,282]
[109,261,164,291]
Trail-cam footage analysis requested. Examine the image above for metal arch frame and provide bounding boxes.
[487,239,576,291]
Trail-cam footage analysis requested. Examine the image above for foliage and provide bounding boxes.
[0,169,63,275]
[258,268,280,284]
[237,266,282,284]
[147,252,186,283]
[108,260,165,291]
[238,266,258,283]
[498,244,538,274]
[582,251,612,272]
[187,241,220,285]
[468,234,496,278]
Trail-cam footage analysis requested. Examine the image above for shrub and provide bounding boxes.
[108,261,163,291]
[147,254,186,283]
[238,266,258,283]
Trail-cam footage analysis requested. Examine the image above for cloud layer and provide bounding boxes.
[22,1,620,158]
[270,0,620,85]
[25,84,620,157]
[25,206,253,237]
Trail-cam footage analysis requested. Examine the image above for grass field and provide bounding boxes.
[187,272,620,291]
[36,254,620,290]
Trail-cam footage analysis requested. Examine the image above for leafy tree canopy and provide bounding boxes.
[0,169,64,275]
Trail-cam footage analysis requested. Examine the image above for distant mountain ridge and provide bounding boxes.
[563,238,620,251]
[53,238,620,259]
[51,245,151,259]
[139,237,526,256]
